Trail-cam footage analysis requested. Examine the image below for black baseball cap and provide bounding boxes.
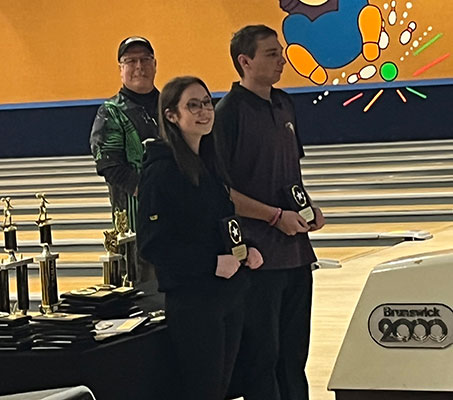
[117,36,154,61]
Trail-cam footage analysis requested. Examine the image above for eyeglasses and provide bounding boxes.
[120,56,154,67]
[186,98,214,114]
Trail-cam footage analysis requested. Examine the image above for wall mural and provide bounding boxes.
[1,1,451,106]
[280,0,450,112]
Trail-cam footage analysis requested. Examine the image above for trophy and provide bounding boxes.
[1,197,32,315]
[284,183,315,224]
[34,194,59,314]
[114,209,137,287]
[99,229,123,287]
[220,216,247,261]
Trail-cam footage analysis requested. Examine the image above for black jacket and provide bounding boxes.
[137,140,246,292]
[90,88,159,231]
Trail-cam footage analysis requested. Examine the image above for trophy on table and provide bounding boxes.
[1,197,33,315]
[34,193,59,314]
[114,209,137,287]
[100,229,123,287]
[284,183,315,224]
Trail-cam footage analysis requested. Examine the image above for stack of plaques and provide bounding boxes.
[58,286,143,319]
[0,313,33,351]
[30,312,95,350]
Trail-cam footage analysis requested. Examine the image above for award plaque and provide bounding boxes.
[34,194,59,314]
[220,216,247,261]
[284,183,315,224]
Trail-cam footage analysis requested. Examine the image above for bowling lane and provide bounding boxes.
[310,187,453,196]
[323,204,453,212]
[314,246,384,262]
[16,229,107,242]
[305,174,453,186]
[1,185,108,194]
[304,139,453,156]
[9,276,103,294]
[6,212,112,221]
[0,176,103,184]
[6,197,110,205]
[303,160,453,174]
[17,252,104,263]
[317,221,452,234]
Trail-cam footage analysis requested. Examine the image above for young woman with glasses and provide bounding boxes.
[137,76,263,400]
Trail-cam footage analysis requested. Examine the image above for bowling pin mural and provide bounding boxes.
[280,0,383,85]
[388,0,397,26]
[400,21,417,45]
[379,21,390,49]
[347,65,377,84]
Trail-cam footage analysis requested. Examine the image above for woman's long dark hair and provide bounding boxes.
[158,76,212,186]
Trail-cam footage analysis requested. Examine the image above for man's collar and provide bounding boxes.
[231,82,282,106]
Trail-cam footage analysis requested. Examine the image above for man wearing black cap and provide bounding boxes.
[90,36,159,285]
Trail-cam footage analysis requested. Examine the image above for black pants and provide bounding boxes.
[230,265,313,400]
[165,283,247,400]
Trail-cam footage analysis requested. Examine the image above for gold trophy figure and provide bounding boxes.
[114,210,137,287]
[100,229,123,287]
[2,197,17,252]
[1,198,32,315]
[34,194,59,314]
[35,193,52,244]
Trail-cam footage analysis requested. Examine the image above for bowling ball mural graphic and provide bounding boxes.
[279,0,437,87]
[280,0,447,110]
[281,0,382,85]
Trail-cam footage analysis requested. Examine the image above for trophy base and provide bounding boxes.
[39,303,60,315]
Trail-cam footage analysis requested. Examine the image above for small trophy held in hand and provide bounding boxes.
[284,184,315,224]
[220,216,247,261]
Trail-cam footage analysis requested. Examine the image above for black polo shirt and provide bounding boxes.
[213,82,316,270]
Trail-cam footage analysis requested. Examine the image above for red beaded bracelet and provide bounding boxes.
[269,207,282,226]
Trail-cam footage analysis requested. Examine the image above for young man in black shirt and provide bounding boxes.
[213,25,325,400]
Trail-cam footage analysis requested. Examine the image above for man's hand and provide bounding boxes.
[215,255,241,279]
[275,210,310,236]
[245,247,264,270]
[309,207,325,231]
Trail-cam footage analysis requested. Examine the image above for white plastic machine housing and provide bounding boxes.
[329,249,453,393]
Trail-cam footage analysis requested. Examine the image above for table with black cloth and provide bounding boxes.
[0,325,182,400]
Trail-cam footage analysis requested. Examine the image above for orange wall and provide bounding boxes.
[1,0,451,104]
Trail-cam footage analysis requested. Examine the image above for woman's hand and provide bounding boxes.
[215,255,241,279]
[245,247,264,270]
